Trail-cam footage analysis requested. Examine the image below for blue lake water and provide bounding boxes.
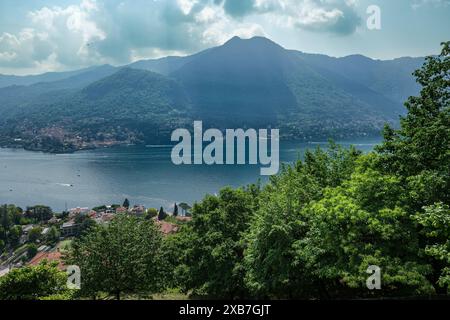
[0,139,380,212]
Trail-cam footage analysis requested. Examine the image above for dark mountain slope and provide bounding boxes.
[297,52,424,104]
[171,36,400,138]
[127,49,212,76]
[171,37,298,124]
[0,36,425,152]
[1,68,192,151]
[0,65,118,119]
[0,65,115,88]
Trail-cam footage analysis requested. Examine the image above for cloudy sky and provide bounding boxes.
[0,0,449,75]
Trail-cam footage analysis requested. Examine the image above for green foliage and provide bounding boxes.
[92,205,107,212]
[158,207,167,221]
[67,214,164,300]
[181,187,258,299]
[39,291,76,300]
[8,225,22,246]
[160,230,193,291]
[377,41,450,208]
[0,205,25,254]
[46,226,60,244]
[244,144,362,298]
[178,203,192,216]
[28,227,42,243]
[1,204,11,230]
[145,208,158,219]
[25,205,53,222]
[123,198,130,209]
[413,203,450,292]
[296,186,432,298]
[173,203,179,217]
[0,262,69,300]
[74,216,96,235]
[27,244,38,259]
[301,141,362,188]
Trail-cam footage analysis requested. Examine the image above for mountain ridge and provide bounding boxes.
[0,36,424,153]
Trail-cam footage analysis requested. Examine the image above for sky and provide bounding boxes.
[0,0,449,75]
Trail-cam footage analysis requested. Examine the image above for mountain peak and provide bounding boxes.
[223,36,284,50]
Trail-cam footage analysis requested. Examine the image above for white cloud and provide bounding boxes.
[412,0,450,9]
[0,0,107,73]
[0,0,361,74]
[177,0,199,15]
[256,0,360,33]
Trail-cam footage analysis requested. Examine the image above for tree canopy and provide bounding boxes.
[0,262,69,300]
[67,214,163,300]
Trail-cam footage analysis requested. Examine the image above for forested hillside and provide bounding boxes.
[0,37,425,153]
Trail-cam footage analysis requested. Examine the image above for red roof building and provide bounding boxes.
[157,221,179,235]
[28,251,65,270]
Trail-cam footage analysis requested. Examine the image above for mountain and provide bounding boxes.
[296,52,424,104]
[0,65,117,89]
[169,36,405,136]
[0,68,191,152]
[0,65,118,119]
[0,36,424,153]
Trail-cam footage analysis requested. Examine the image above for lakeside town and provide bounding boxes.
[0,201,192,278]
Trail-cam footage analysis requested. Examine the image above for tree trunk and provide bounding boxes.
[116,291,121,300]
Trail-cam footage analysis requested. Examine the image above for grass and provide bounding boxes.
[57,239,73,253]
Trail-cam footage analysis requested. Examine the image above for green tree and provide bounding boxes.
[413,203,450,293]
[375,41,450,295]
[296,180,432,298]
[28,227,42,243]
[376,41,450,208]
[0,262,69,300]
[145,208,158,219]
[75,215,96,235]
[1,204,11,231]
[173,203,179,217]
[46,226,60,244]
[183,187,257,299]
[179,203,192,216]
[67,214,164,300]
[8,225,22,246]
[158,207,167,221]
[27,244,38,259]
[25,206,53,222]
[244,144,360,298]
[8,205,23,225]
[160,229,193,291]
[123,198,130,209]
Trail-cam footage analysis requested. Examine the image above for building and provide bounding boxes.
[157,220,179,235]
[69,207,90,219]
[129,205,145,216]
[115,207,128,214]
[28,250,65,270]
[22,225,34,234]
[48,216,60,224]
[60,221,81,237]
[103,213,115,222]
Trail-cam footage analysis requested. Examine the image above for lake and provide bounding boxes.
[0,139,380,212]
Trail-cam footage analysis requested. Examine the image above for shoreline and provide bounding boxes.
[0,134,382,155]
